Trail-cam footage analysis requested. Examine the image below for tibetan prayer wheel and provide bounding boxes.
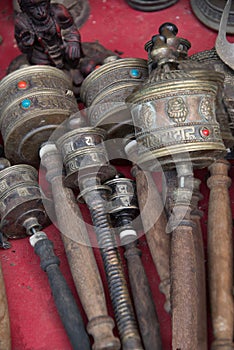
[0,65,78,167]
[126,68,226,171]
[56,127,116,188]
[80,58,148,139]
[190,48,234,141]
[0,163,50,239]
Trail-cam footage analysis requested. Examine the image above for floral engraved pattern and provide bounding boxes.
[200,96,214,121]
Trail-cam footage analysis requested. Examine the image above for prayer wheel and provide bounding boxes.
[0,163,50,239]
[80,58,148,139]
[0,65,78,167]
[126,68,226,171]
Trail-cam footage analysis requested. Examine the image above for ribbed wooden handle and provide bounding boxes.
[0,263,11,350]
[41,146,120,350]
[124,242,162,350]
[133,167,171,312]
[207,159,234,350]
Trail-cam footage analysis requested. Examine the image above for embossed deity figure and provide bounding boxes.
[15,0,83,95]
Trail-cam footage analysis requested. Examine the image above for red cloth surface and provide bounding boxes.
[0,1,233,349]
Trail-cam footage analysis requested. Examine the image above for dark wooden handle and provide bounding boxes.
[133,167,171,312]
[124,242,162,350]
[40,146,120,350]
[34,237,91,350]
[207,159,234,350]
[0,263,11,350]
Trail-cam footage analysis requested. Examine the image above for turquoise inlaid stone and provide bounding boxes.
[129,68,141,78]
[21,99,31,109]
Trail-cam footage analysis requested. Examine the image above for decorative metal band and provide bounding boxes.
[0,65,74,112]
[80,58,148,106]
[105,177,138,214]
[57,127,106,161]
[64,149,110,175]
[190,0,234,33]
[136,142,225,171]
[126,0,178,11]
[0,91,77,139]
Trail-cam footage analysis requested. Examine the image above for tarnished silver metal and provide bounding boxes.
[0,65,78,167]
[56,127,116,188]
[190,0,234,34]
[190,48,234,141]
[125,0,178,12]
[126,36,226,171]
[0,164,50,238]
[215,0,234,71]
[80,58,148,139]
[106,177,138,216]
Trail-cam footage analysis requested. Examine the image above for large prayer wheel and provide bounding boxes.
[0,65,78,167]
[126,69,226,170]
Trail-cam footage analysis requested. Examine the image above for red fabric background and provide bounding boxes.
[0,1,233,349]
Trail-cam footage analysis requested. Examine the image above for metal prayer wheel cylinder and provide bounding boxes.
[125,0,178,12]
[0,65,78,167]
[190,48,234,141]
[56,127,116,188]
[190,0,234,34]
[0,164,49,239]
[105,177,139,217]
[126,71,226,171]
[80,58,148,139]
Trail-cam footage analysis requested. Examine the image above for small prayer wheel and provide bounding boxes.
[56,126,116,188]
[0,162,50,239]
[0,65,78,167]
[80,58,148,139]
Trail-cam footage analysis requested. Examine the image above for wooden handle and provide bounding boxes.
[191,179,207,350]
[0,263,11,350]
[207,159,234,350]
[171,221,198,350]
[169,181,198,350]
[124,241,162,350]
[133,167,171,312]
[40,146,120,350]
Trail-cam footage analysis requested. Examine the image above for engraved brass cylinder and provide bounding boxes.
[190,48,234,141]
[0,65,78,167]
[0,164,49,238]
[56,127,116,188]
[80,58,148,139]
[126,72,226,171]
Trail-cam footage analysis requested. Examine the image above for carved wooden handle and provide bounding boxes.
[133,167,171,313]
[124,241,162,350]
[0,263,11,350]
[40,145,120,350]
[207,159,234,350]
